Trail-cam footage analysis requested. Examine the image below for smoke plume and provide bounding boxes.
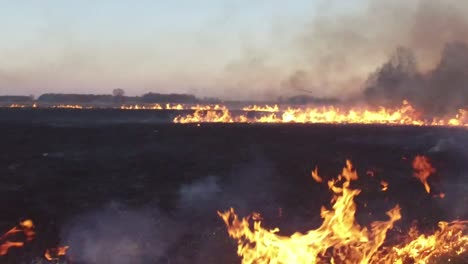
[282,0,468,113]
[364,42,468,114]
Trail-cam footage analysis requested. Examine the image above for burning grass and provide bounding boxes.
[174,101,468,127]
[219,159,468,264]
[3,100,468,126]
[0,153,466,263]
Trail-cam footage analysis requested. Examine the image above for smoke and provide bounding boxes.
[59,157,279,264]
[364,42,468,114]
[281,0,468,111]
[60,203,182,264]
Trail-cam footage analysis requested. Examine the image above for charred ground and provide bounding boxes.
[0,109,467,263]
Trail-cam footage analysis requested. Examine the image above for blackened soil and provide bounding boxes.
[0,112,467,263]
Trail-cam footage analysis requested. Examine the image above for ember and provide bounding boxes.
[412,155,436,194]
[44,246,69,261]
[0,219,35,256]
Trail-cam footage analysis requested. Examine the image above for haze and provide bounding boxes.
[1,0,467,100]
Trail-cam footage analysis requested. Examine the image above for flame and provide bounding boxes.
[9,104,26,108]
[219,160,468,264]
[380,180,389,191]
[412,155,436,194]
[52,104,93,109]
[165,103,184,110]
[44,246,69,261]
[311,166,323,183]
[5,99,468,126]
[242,105,280,112]
[376,221,468,263]
[174,101,468,126]
[191,104,227,110]
[120,104,163,110]
[174,109,248,123]
[0,219,35,256]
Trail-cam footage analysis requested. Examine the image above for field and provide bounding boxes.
[0,109,467,263]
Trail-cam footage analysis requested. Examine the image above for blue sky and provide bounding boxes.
[0,0,391,99]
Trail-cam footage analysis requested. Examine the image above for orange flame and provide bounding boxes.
[218,160,468,264]
[44,246,69,261]
[0,219,35,256]
[311,166,323,183]
[412,155,436,193]
[52,104,91,109]
[174,109,248,123]
[242,105,279,112]
[165,103,184,110]
[174,101,468,126]
[9,104,26,108]
[120,104,163,110]
[190,104,227,111]
[380,180,389,191]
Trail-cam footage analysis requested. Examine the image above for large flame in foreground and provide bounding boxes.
[218,160,468,264]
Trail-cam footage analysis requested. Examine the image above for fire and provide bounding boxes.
[380,180,389,191]
[120,104,163,110]
[242,105,279,112]
[191,104,227,110]
[377,221,468,263]
[412,155,436,194]
[44,246,69,261]
[5,100,468,126]
[174,101,468,126]
[311,166,322,183]
[218,160,468,264]
[9,104,26,108]
[173,109,248,123]
[165,103,184,110]
[120,103,190,110]
[52,104,92,109]
[0,219,35,256]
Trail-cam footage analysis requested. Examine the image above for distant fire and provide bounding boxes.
[4,100,468,126]
[218,159,468,264]
[174,101,468,127]
[242,104,279,112]
[120,104,163,110]
[53,104,91,109]
[173,109,248,123]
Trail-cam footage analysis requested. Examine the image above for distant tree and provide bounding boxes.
[0,96,34,103]
[37,94,113,103]
[112,88,125,97]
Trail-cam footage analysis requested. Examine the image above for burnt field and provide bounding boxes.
[0,109,467,263]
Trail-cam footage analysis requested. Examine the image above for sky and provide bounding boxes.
[1,0,466,100]
[0,0,367,99]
